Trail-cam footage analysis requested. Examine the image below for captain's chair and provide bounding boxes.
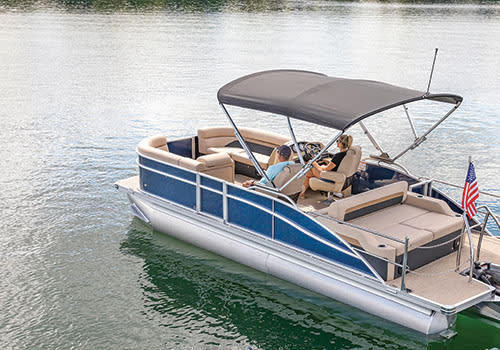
[309,146,362,198]
[268,163,303,202]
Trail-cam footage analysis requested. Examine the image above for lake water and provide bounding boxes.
[1,1,500,349]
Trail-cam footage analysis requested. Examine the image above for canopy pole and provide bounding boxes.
[426,48,438,94]
[287,117,305,166]
[220,104,274,187]
[358,121,386,156]
[403,105,419,139]
[392,101,461,162]
[279,130,343,192]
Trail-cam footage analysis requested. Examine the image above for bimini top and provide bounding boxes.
[217,69,463,131]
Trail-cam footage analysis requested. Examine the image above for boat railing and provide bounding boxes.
[136,154,383,282]
[455,213,475,282]
[311,210,482,289]
[310,212,410,291]
[409,179,434,197]
[368,157,500,200]
[248,184,298,209]
[467,205,500,261]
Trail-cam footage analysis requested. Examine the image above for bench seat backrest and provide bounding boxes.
[328,181,409,221]
[198,127,290,154]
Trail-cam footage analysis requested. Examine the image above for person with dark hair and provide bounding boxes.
[243,145,294,188]
[299,134,353,198]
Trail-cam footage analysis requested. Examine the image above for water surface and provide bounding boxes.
[1,1,500,349]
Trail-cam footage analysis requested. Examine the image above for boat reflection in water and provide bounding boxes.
[120,219,432,349]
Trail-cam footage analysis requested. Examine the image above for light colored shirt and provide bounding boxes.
[258,161,295,185]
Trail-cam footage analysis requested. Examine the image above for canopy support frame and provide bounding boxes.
[404,104,419,139]
[359,121,387,158]
[392,101,461,162]
[220,103,275,187]
[287,117,305,167]
[279,130,343,193]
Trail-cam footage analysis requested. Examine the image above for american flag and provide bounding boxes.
[462,162,479,219]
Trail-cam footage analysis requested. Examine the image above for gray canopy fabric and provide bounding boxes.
[217,70,462,131]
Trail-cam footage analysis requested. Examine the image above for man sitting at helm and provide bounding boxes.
[242,145,294,188]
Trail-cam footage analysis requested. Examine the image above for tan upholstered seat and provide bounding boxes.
[309,145,362,197]
[314,181,464,280]
[273,163,303,199]
[230,150,272,169]
[137,135,184,164]
[138,135,235,183]
[255,163,302,202]
[197,127,291,170]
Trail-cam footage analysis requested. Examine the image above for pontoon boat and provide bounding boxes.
[115,70,500,336]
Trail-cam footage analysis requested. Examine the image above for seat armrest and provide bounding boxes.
[197,153,233,167]
[320,171,346,183]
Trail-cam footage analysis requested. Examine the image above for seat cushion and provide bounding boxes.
[206,146,243,154]
[379,224,434,255]
[197,152,233,167]
[230,150,270,169]
[403,212,463,240]
[349,204,428,232]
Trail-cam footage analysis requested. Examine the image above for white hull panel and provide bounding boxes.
[129,191,453,335]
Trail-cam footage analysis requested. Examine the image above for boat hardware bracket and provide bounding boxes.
[439,329,457,340]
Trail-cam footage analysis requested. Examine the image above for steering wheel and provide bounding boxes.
[294,141,308,153]
[304,142,323,161]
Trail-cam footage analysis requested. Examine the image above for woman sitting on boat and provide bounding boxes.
[299,134,353,198]
[243,145,294,188]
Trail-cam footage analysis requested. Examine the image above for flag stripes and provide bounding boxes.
[462,162,479,219]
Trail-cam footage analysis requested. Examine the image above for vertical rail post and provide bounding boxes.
[196,173,201,212]
[456,225,465,271]
[476,211,489,261]
[463,212,475,282]
[401,237,409,291]
[272,200,275,239]
[223,182,228,223]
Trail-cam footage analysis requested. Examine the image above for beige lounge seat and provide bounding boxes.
[315,181,464,280]
[138,135,235,183]
[254,163,302,202]
[230,151,271,170]
[197,127,291,170]
[309,145,362,197]
[272,163,303,200]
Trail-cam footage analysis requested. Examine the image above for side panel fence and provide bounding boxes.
[138,155,378,279]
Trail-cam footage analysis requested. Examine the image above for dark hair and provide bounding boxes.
[277,145,292,159]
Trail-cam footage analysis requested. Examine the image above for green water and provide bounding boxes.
[1,1,499,348]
